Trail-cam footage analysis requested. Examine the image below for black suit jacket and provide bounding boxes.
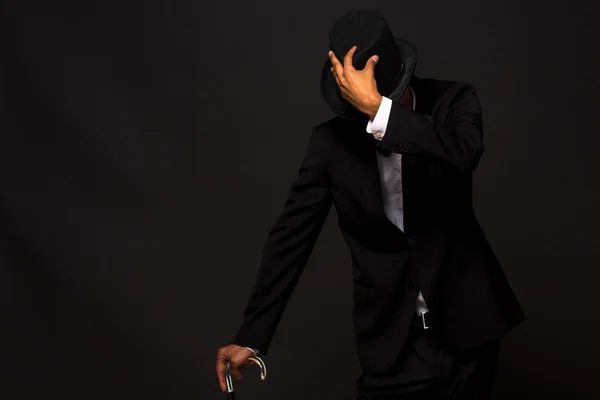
[233,77,525,374]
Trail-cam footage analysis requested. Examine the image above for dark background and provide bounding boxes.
[1,0,599,399]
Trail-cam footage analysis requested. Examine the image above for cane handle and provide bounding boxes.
[224,356,267,393]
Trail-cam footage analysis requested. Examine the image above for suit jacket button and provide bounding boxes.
[408,238,416,247]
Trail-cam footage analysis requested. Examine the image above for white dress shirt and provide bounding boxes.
[366,88,429,316]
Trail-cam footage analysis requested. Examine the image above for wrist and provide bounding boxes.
[362,94,383,119]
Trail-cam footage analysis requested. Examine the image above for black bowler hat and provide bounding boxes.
[320,9,418,121]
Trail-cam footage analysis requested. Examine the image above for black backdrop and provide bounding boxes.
[2,0,599,399]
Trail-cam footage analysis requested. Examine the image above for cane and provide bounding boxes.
[224,356,267,400]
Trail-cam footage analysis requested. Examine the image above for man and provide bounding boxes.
[216,9,525,399]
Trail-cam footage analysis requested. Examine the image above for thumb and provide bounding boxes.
[229,363,242,380]
[365,55,378,73]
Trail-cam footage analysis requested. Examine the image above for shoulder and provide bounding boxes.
[313,116,366,143]
[307,116,372,158]
[313,116,353,134]
[421,77,479,98]
[415,77,481,116]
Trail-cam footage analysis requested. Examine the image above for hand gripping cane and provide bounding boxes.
[224,356,267,400]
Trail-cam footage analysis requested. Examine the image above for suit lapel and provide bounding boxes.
[362,141,385,216]
[400,79,431,235]
[347,131,384,217]
[401,154,419,235]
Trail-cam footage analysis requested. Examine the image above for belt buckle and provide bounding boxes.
[421,312,430,330]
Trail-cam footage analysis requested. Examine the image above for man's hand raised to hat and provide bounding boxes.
[329,45,383,119]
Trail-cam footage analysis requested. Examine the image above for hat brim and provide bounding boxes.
[320,38,418,121]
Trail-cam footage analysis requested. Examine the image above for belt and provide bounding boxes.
[414,311,432,330]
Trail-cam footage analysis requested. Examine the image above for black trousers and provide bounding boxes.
[356,326,500,400]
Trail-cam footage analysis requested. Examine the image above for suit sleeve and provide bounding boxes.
[377,83,484,171]
[232,128,332,354]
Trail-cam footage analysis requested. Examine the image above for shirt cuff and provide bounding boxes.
[366,96,393,141]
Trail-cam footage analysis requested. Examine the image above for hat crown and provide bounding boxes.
[329,9,394,70]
